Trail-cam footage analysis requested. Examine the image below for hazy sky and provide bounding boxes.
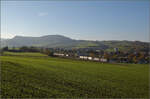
[1,1,150,41]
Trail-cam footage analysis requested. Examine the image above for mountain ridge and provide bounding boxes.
[1,35,149,51]
[2,34,149,43]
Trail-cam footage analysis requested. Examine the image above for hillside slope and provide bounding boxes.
[1,53,149,98]
[1,35,149,51]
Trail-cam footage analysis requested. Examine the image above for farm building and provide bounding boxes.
[54,53,64,56]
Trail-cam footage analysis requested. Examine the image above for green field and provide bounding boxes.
[1,52,149,98]
[3,51,48,57]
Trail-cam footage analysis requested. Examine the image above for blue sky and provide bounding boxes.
[1,1,150,42]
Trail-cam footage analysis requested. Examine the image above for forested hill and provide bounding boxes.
[1,35,149,52]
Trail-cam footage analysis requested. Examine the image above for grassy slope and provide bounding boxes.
[3,51,48,57]
[1,52,149,98]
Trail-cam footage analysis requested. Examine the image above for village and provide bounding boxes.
[49,48,149,64]
[1,46,149,64]
[53,52,108,62]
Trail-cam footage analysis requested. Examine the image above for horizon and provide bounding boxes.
[1,1,150,42]
[1,34,149,43]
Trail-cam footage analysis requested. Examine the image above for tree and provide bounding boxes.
[133,56,137,63]
[2,46,8,51]
[43,49,54,56]
[89,53,95,58]
[20,46,28,52]
[104,52,109,59]
[128,53,134,63]
[137,52,144,62]
[0,48,4,55]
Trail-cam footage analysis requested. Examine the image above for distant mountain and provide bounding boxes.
[2,35,76,48]
[1,35,149,51]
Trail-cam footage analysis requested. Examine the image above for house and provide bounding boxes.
[138,59,147,64]
[66,54,69,57]
[119,57,128,63]
[100,58,107,62]
[88,57,92,60]
[54,53,64,57]
[79,56,84,59]
[83,56,88,60]
[114,48,119,52]
[93,57,99,61]
[79,56,89,60]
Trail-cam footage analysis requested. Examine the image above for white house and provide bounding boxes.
[93,58,99,61]
[88,57,92,60]
[79,56,84,59]
[100,58,107,62]
[83,56,88,60]
[66,54,69,57]
[54,53,64,56]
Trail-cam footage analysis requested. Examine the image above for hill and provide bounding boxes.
[1,35,149,51]
[1,35,77,48]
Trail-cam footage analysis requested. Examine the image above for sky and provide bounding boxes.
[1,0,150,42]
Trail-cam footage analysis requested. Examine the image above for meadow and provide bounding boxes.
[1,52,149,98]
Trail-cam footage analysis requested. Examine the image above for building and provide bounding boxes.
[93,57,99,61]
[88,57,92,60]
[100,58,107,62]
[114,48,119,52]
[54,53,64,56]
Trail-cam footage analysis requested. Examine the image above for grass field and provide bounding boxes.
[1,52,149,98]
[3,51,48,57]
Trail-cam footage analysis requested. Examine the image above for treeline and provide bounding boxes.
[1,46,38,52]
[1,46,54,56]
